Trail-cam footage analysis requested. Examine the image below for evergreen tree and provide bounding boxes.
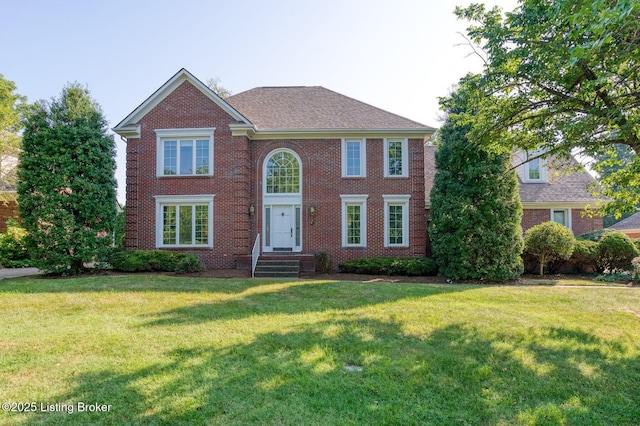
[17,83,117,274]
[429,82,523,281]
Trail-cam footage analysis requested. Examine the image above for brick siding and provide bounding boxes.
[126,80,426,269]
[0,200,18,232]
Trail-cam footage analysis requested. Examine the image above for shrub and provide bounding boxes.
[0,219,31,268]
[595,273,631,283]
[569,239,599,273]
[109,250,205,273]
[315,251,333,273]
[339,257,438,276]
[597,231,638,273]
[576,228,615,242]
[632,257,640,283]
[174,254,205,273]
[524,222,575,276]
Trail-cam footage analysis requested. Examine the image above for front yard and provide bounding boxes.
[1,275,639,425]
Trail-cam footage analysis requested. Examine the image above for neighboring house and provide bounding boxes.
[0,165,19,233]
[424,145,603,252]
[610,213,640,238]
[113,68,434,270]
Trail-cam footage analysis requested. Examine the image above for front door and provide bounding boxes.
[272,205,294,250]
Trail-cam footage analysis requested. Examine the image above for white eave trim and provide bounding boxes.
[113,68,252,137]
[521,202,598,209]
[114,125,141,139]
[247,127,434,140]
[229,123,256,138]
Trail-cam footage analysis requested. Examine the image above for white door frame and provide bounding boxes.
[262,148,303,252]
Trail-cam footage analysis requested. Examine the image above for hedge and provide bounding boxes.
[338,257,438,276]
[109,250,204,273]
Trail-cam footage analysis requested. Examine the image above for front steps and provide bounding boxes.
[253,259,300,278]
[237,253,315,273]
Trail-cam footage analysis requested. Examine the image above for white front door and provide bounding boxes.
[272,205,294,249]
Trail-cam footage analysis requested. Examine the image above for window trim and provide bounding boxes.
[340,195,368,247]
[522,152,546,183]
[156,128,215,177]
[154,195,215,248]
[551,208,571,230]
[383,194,411,247]
[384,138,409,178]
[263,148,302,196]
[341,138,366,177]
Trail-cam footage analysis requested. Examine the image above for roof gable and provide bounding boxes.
[113,68,250,138]
[226,86,434,133]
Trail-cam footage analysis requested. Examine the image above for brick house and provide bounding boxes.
[610,213,640,238]
[0,166,19,233]
[113,69,434,270]
[424,145,603,254]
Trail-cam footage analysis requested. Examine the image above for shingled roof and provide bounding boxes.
[226,86,432,131]
[610,212,640,231]
[423,146,600,205]
[518,157,599,204]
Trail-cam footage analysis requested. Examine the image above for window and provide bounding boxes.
[522,152,546,182]
[552,208,571,229]
[384,138,408,177]
[341,138,366,177]
[340,195,368,247]
[265,151,300,193]
[528,158,541,180]
[155,195,214,248]
[383,195,410,247]
[156,128,215,177]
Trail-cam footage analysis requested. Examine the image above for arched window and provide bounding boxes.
[265,151,300,193]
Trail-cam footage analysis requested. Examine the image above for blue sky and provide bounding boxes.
[2,0,517,203]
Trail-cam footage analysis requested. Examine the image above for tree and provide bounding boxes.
[17,83,117,274]
[0,74,26,202]
[429,81,524,281]
[523,221,575,276]
[594,144,637,226]
[454,0,640,217]
[206,77,232,99]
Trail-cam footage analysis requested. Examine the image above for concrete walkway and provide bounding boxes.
[0,267,41,279]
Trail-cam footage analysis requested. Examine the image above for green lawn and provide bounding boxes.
[1,275,639,425]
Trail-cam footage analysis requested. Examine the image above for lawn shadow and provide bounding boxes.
[141,280,470,326]
[18,318,640,425]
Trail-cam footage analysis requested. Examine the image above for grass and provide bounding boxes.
[0,275,639,425]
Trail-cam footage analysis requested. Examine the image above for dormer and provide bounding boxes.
[515,150,547,183]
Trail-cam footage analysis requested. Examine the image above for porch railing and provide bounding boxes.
[251,233,260,278]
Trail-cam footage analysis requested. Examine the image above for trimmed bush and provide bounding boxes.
[109,250,205,274]
[576,228,615,242]
[174,254,205,273]
[315,251,333,273]
[569,239,599,273]
[0,219,31,268]
[339,257,438,276]
[524,222,575,276]
[597,231,638,273]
